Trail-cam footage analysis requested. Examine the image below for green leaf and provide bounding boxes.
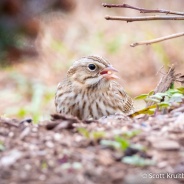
[77,128,90,139]
[169,93,184,103]
[91,131,106,140]
[32,113,41,124]
[122,130,141,139]
[170,83,174,89]
[130,105,156,117]
[167,89,180,95]
[100,140,121,150]
[41,161,48,169]
[0,141,5,151]
[146,97,160,103]
[177,87,184,94]
[154,92,167,97]
[134,94,148,100]
[158,102,170,108]
[122,155,155,166]
[130,144,145,151]
[115,137,130,151]
[148,90,154,96]
[147,108,156,113]
[150,94,163,100]
[17,108,28,117]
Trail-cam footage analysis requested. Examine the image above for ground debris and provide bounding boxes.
[0,117,19,128]
[151,139,180,151]
[0,105,184,184]
[46,113,81,130]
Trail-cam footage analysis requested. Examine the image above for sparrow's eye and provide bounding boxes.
[88,64,96,71]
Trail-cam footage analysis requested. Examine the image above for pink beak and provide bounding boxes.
[100,65,119,80]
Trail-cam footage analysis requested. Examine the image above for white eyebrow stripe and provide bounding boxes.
[73,58,107,69]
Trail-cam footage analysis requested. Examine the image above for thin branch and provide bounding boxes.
[102,3,184,16]
[103,3,184,46]
[130,32,184,47]
[105,15,184,22]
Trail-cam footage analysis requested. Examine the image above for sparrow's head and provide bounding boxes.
[67,56,119,88]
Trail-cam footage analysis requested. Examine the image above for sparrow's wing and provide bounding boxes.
[111,81,134,114]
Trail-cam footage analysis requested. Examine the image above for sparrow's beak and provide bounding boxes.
[100,65,119,80]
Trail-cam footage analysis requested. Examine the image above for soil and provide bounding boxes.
[1,104,184,184]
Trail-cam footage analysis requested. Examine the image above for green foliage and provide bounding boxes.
[134,87,184,116]
[92,131,106,140]
[0,141,5,151]
[135,94,149,100]
[178,87,184,93]
[135,87,184,102]
[148,88,184,105]
[78,128,143,152]
[100,136,130,151]
[122,155,155,167]
[122,130,142,139]
[41,160,48,170]
[78,128,142,151]
[77,122,148,167]
[77,128,90,139]
[130,143,145,151]
[135,90,154,100]
[100,135,145,152]
[100,139,124,150]
[130,105,157,117]
[114,136,130,150]
[77,128,106,140]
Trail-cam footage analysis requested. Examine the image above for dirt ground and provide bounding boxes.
[1,102,184,184]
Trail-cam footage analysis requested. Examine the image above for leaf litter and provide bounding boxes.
[0,102,184,184]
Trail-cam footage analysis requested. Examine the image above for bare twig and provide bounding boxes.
[103,3,184,45]
[105,15,184,22]
[130,32,184,47]
[103,3,184,16]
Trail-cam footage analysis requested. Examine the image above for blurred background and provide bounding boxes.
[0,0,184,121]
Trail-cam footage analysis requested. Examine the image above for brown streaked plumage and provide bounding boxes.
[55,56,134,120]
